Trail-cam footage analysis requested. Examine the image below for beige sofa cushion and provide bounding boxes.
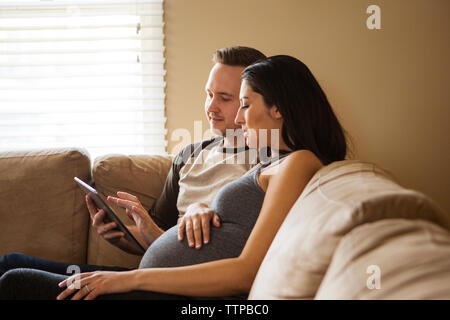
[88,154,172,268]
[315,219,450,299]
[0,148,91,264]
[249,160,449,299]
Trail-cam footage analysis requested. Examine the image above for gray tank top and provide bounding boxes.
[139,158,279,271]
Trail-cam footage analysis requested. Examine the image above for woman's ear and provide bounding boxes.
[269,105,282,120]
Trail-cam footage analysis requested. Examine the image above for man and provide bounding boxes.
[0,46,266,277]
[102,46,266,252]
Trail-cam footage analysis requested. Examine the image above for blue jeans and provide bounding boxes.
[0,252,129,277]
[0,253,189,299]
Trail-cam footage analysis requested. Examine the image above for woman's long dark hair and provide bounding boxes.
[242,55,347,165]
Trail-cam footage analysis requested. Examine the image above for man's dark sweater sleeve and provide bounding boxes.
[148,142,202,231]
[148,153,184,231]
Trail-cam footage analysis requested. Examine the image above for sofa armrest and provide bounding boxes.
[88,154,172,268]
[0,148,91,264]
[315,219,450,299]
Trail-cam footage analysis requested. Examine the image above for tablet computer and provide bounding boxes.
[74,177,145,254]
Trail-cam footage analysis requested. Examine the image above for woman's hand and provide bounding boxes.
[178,203,221,249]
[107,192,163,247]
[57,271,136,300]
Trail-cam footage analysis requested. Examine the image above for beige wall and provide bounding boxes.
[163,0,450,213]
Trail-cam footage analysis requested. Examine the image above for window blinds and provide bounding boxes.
[0,0,167,160]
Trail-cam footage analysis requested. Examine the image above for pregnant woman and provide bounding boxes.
[0,55,347,300]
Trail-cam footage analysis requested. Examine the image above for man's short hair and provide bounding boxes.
[212,46,266,67]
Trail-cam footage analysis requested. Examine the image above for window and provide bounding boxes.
[0,0,167,160]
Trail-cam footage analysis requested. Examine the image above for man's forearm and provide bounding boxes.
[143,219,165,245]
[114,222,164,255]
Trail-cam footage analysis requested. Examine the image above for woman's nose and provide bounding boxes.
[234,107,244,125]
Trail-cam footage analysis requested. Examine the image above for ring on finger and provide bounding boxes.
[85,284,91,293]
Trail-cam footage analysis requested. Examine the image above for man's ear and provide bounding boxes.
[269,105,282,120]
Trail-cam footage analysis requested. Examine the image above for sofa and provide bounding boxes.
[1,147,449,299]
[0,148,171,269]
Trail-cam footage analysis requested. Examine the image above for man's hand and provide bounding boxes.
[86,195,126,244]
[107,192,163,247]
[178,203,221,249]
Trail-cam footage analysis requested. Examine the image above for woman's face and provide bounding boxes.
[235,80,283,149]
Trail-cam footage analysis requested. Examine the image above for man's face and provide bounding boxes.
[204,63,245,135]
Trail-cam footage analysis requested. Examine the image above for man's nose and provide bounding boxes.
[206,96,220,114]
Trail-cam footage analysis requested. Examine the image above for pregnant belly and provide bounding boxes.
[138,222,251,269]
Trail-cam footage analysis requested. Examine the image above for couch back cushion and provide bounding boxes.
[315,219,450,299]
[0,148,91,264]
[249,160,449,299]
[89,154,172,268]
